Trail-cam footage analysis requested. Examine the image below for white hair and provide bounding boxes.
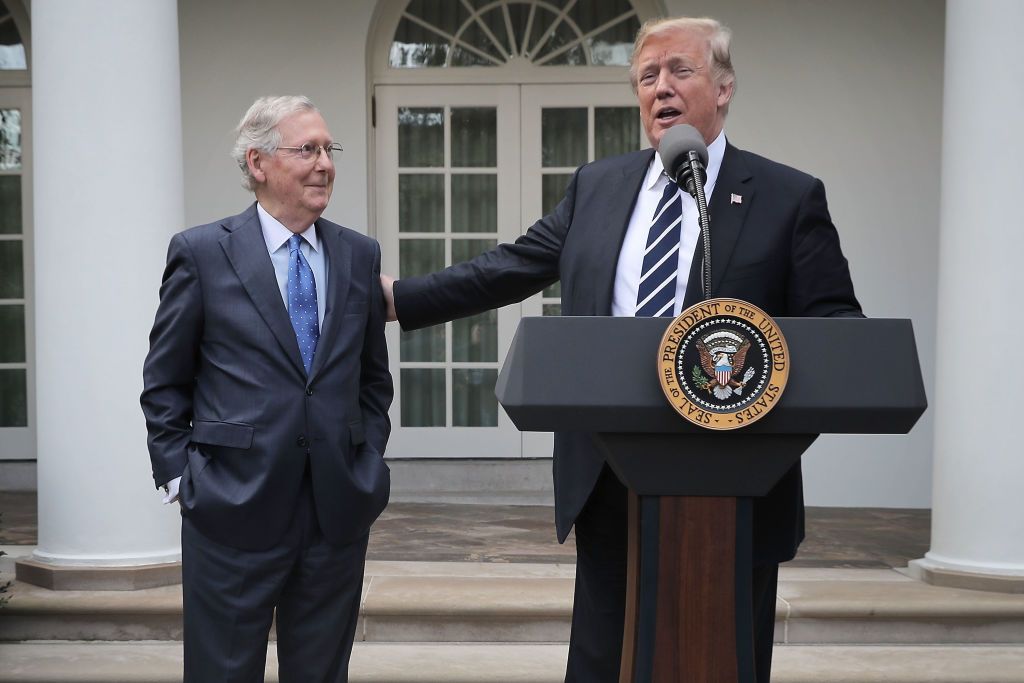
[231,95,318,192]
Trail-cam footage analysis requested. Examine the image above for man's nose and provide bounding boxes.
[655,70,674,97]
[314,148,334,170]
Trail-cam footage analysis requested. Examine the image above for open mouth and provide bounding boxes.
[656,107,681,123]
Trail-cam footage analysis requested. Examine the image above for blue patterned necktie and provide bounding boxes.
[287,234,319,374]
[635,178,682,317]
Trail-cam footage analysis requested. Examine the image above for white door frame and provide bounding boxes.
[0,87,34,460]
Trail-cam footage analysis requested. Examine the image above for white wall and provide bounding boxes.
[177,0,945,508]
[178,0,377,232]
[665,0,944,507]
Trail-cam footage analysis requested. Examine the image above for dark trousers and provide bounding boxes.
[181,476,368,682]
[565,465,780,683]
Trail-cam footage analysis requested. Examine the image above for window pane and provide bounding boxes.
[0,3,26,71]
[568,0,634,33]
[535,19,585,66]
[452,368,498,426]
[399,174,444,233]
[587,17,640,66]
[0,175,21,234]
[390,17,450,68]
[0,109,22,170]
[450,45,496,67]
[525,7,558,59]
[0,368,26,427]
[451,108,496,167]
[542,109,587,167]
[506,3,531,55]
[457,17,506,62]
[452,238,496,264]
[451,175,496,233]
[0,304,25,363]
[401,369,445,427]
[595,107,641,159]
[0,240,23,298]
[400,239,445,362]
[543,304,561,316]
[453,311,496,363]
[404,0,471,37]
[542,173,572,214]
[399,107,444,167]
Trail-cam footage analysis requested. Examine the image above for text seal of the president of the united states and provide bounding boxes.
[658,298,790,430]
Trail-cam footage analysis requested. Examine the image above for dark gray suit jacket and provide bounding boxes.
[142,203,392,552]
[395,144,862,565]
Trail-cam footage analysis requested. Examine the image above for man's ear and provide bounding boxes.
[246,148,266,185]
[717,78,735,109]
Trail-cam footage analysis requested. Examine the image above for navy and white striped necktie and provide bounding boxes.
[635,178,682,317]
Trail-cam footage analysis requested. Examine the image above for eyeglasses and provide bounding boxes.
[277,142,343,161]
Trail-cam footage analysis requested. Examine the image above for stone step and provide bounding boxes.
[2,642,1024,683]
[1,563,1023,646]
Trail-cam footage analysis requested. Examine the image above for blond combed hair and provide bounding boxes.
[628,16,736,97]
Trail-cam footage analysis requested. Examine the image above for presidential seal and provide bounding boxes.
[658,298,790,430]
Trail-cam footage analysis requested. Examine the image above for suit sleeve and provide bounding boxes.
[786,178,864,318]
[141,233,204,488]
[393,169,579,331]
[361,240,394,457]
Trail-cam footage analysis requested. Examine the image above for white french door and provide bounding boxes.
[0,87,33,461]
[375,82,641,459]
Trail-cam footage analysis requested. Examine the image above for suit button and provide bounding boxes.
[305,388,313,396]
[297,436,308,447]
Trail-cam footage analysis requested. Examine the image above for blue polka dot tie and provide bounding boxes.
[287,234,319,374]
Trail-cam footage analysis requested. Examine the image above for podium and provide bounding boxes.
[495,316,926,683]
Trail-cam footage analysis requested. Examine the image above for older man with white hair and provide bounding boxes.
[142,95,392,682]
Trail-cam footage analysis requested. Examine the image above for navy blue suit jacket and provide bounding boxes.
[394,143,861,565]
[142,203,393,552]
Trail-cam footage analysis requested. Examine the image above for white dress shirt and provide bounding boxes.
[257,202,328,328]
[611,130,726,317]
[162,204,329,504]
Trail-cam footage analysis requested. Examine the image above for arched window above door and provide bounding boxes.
[390,0,641,68]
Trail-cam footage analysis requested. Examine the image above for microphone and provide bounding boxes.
[658,124,708,198]
[657,124,714,301]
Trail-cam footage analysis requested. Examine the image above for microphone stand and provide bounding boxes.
[677,151,712,300]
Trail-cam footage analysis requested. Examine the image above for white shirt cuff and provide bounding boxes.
[161,476,182,504]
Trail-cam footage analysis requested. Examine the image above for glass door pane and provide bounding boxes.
[376,85,521,458]
[519,83,644,454]
[0,91,34,460]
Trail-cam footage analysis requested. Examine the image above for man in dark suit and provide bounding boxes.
[142,96,392,682]
[382,16,861,682]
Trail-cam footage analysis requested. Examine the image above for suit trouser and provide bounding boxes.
[181,474,369,683]
[564,465,780,683]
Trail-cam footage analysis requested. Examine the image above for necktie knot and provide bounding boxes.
[288,234,303,254]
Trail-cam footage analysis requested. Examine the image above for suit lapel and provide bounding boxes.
[591,149,655,315]
[681,143,755,308]
[307,219,352,380]
[220,204,306,377]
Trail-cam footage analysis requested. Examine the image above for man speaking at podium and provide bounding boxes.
[383,16,861,682]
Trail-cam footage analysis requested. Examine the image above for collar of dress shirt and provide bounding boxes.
[646,129,727,194]
[256,202,319,254]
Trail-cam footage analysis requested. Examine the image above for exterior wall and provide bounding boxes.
[177,0,376,232]
[175,0,945,508]
[667,0,944,507]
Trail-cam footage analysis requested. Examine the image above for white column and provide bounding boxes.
[910,0,1024,590]
[28,0,183,573]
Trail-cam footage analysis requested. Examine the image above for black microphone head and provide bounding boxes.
[658,124,709,184]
